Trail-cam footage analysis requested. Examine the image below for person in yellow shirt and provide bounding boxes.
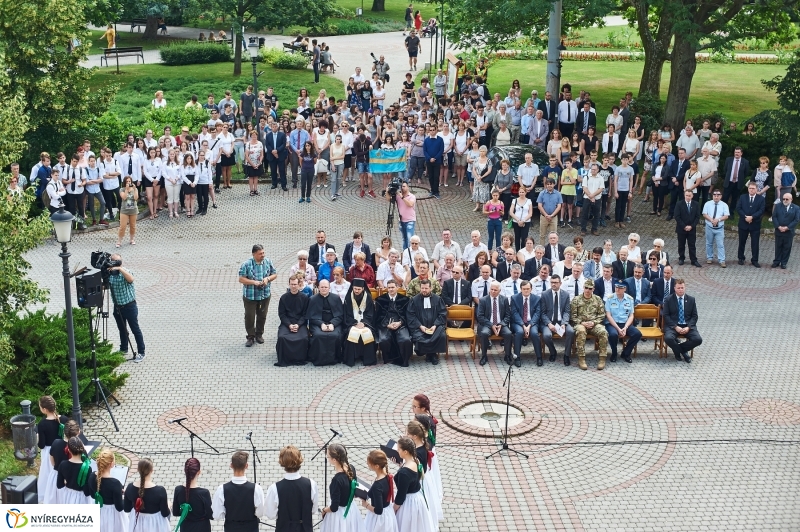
[99,24,115,48]
[559,158,578,227]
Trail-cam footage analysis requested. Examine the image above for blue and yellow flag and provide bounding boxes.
[369,148,407,174]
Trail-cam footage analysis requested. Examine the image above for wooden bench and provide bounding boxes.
[100,47,145,67]
[129,19,148,32]
[283,42,314,61]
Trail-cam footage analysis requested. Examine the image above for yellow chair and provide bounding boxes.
[633,304,665,358]
[445,305,476,360]
[369,288,379,300]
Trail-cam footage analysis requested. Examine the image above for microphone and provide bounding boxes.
[245,431,252,441]
[168,417,187,424]
[331,428,343,438]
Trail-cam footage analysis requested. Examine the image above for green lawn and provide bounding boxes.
[89,62,344,122]
[0,436,38,480]
[337,0,409,22]
[486,60,784,123]
[87,29,187,52]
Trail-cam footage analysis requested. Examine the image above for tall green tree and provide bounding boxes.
[752,51,800,160]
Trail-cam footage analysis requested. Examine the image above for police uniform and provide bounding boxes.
[603,283,642,363]
[569,278,609,370]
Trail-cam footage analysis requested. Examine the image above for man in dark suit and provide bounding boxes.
[674,189,701,267]
[722,147,750,210]
[264,121,288,191]
[308,230,334,272]
[509,280,542,367]
[772,192,800,268]
[522,247,551,280]
[537,91,557,131]
[593,264,618,301]
[494,254,520,283]
[612,248,635,280]
[667,148,691,220]
[476,281,513,366]
[662,279,702,363]
[574,100,596,136]
[441,267,471,307]
[623,264,652,305]
[735,181,765,267]
[651,265,675,307]
[539,275,574,366]
[544,233,565,263]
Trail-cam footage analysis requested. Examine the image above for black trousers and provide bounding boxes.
[668,186,683,217]
[65,192,85,218]
[737,227,760,262]
[378,327,413,366]
[102,188,119,217]
[615,191,629,222]
[774,231,794,266]
[269,157,287,188]
[214,164,221,190]
[478,326,512,357]
[664,327,702,357]
[652,185,666,213]
[426,161,440,195]
[677,229,697,262]
[722,182,742,211]
[580,198,600,231]
[196,184,209,212]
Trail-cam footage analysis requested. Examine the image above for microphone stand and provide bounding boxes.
[246,433,261,485]
[311,429,340,509]
[485,363,528,460]
[173,419,219,457]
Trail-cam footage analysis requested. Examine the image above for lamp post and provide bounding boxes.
[248,38,260,97]
[50,204,83,429]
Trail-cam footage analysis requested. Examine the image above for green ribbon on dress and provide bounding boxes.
[93,491,104,507]
[427,428,436,447]
[173,503,192,531]
[342,479,358,518]
[77,454,91,487]
[417,464,429,509]
[57,423,65,439]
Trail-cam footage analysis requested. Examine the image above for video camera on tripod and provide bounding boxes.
[386,176,402,202]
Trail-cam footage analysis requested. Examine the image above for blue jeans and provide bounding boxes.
[113,301,145,355]
[705,225,726,262]
[399,220,416,250]
[487,218,503,250]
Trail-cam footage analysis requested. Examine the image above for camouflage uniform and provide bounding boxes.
[406,276,442,298]
[570,284,609,370]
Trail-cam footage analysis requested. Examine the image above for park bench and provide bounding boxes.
[129,19,148,32]
[100,47,145,67]
[283,42,314,60]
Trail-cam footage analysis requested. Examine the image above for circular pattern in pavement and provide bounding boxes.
[741,398,800,426]
[157,405,227,434]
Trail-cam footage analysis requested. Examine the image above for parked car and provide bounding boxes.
[486,144,550,194]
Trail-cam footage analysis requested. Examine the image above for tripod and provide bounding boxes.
[386,197,396,236]
[245,432,261,484]
[311,429,340,508]
[84,306,121,431]
[485,362,528,460]
[173,419,219,457]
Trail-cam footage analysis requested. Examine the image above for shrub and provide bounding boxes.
[369,19,406,33]
[159,42,232,66]
[259,46,284,65]
[2,308,128,424]
[142,107,211,136]
[335,19,375,35]
[630,94,665,134]
[272,52,310,70]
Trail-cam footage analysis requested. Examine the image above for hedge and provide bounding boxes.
[258,47,309,70]
[159,42,232,66]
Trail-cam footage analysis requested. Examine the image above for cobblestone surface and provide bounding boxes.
[26,182,800,531]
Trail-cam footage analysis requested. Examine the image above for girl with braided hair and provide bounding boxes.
[413,415,442,524]
[320,443,364,532]
[392,438,434,532]
[55,437,92,504]
[85,449,126,531]
[406,421,441,531]
[36,395,67,503]
[171,458,213,532]
[124,458,171,532]
[43,420,80,503]
[361,450,398,532]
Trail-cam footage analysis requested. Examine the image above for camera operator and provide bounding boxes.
[107,254,146,362]
[372,54,390,84]
[390,180,416,250]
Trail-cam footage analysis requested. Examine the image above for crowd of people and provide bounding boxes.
[37,393,445,532]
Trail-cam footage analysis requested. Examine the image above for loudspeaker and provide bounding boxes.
[1,475,37,504]
[75,268,104,308]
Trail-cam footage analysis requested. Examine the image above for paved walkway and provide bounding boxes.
[26,178,800,530]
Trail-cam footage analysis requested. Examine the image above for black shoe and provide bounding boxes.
[682,352,692,363]
[514,358,522,368]
[536,357,543,367]
[678,259,685,266]
[666,216,673,221]
[564,356,570,366]
[479,355,488,366]
[752,262,760,268]
[255,336,264,344]
[270,185,277,189]
[675,351,682,361]
[738,259,744,265]
[292,184,298,189]
[245,337,254,347]
[503,354,511,365]
[781,265,787,269]
[772,262,780,268]
[691,261,702,268]
[214,188,220,193]
[549,354,556,362]
[431,354,440,365]
[522,338,528,346]
[610,353,617,362]
[282,187,289,192]
[623,355,632,363]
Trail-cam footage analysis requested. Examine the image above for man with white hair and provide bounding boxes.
[435,252,457,284]
[476,281,513,366]
[376,249,406,288]
[462,230,488,270]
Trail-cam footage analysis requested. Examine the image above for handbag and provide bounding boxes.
[315,159,329,174]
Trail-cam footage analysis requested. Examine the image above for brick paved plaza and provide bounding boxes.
[26,183,800,531]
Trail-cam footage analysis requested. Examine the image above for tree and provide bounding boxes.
[753,51,800,160]
[442,0,616,51]
[372,0,385,11]
[626,0,674,99]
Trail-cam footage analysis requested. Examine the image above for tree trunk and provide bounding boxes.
[371,0,386,11]
[233,29,243,76]
[142,16,159,40]
[633,0,673,100]
[664,34,698,128]
[638,44,668,98]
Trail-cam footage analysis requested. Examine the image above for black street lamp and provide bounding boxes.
[248,38,260,97]
[50,203,83,429]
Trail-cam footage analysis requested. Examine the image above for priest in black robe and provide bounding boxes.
[374,279,413,367]
[341,278,377,366]
[407,278,448,365]
[306,280,344,366]
[275,277,309,367]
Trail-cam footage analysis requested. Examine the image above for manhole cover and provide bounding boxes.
[458,401,525,430]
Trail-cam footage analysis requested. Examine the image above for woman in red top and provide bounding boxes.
[348,252,376,288]
[414,10,423,31]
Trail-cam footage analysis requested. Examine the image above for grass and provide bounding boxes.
[336,0,410,22]
[486,60,784,123]
[0,436,38,479]
[89,62,343,122]
[87,29,187,52]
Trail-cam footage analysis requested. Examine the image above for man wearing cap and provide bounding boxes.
[570,278,608,370]
[317,249,343,284]
[604,281,641,363]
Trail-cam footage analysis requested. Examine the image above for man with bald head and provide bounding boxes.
[772,193,800,268]
[476,281,513,366]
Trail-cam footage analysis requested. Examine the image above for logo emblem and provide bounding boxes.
[6,509,28,529]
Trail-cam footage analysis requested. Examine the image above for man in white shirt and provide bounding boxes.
[580,162,604,236]
[517,152,541,192]
[462,230,489,269]
[376,249,406,287]
[696,147,718,205]
[702,133,722,163]
[500,263,523,298]
[63,154,87,227]
[401,236,428,267]
[702,189,730,267]
[264,446,318,529]
[212,451,267,527]
[431,229,462,270]
[562,262,585,301]
[557,92,578,138]
[471,264,495,305]
[532,263,551,296]
[676,125,701,160]
[351,67,365,83]
[118,143,142,184]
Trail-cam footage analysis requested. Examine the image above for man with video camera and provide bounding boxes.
[389,180,416,250]
[371,54,390,84]
[107,253,146,362]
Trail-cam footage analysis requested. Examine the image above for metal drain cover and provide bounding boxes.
[457,401,525,431]
[480,412,502,421]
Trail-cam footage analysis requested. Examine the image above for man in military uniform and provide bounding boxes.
[570,278,609,370]
[604,281,641,363]
[406,260,442,297]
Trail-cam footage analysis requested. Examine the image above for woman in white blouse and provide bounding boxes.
[101,149,121,221]
[683,159,702,198]
[509,185,533,251]
[217,123,235,190]
[622,233,642,263]
[142,147,162,220]
[552,246,577,278]
[151,90,166,108]
[330,267,350,302]
[601,239,617,265]
[162,150,182,218]
[602,124,620,160]
[517,236,536,265]
[181,153,198,218]
[622,127,640,160]
[605,106,623,132]
[195,150,213,216]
